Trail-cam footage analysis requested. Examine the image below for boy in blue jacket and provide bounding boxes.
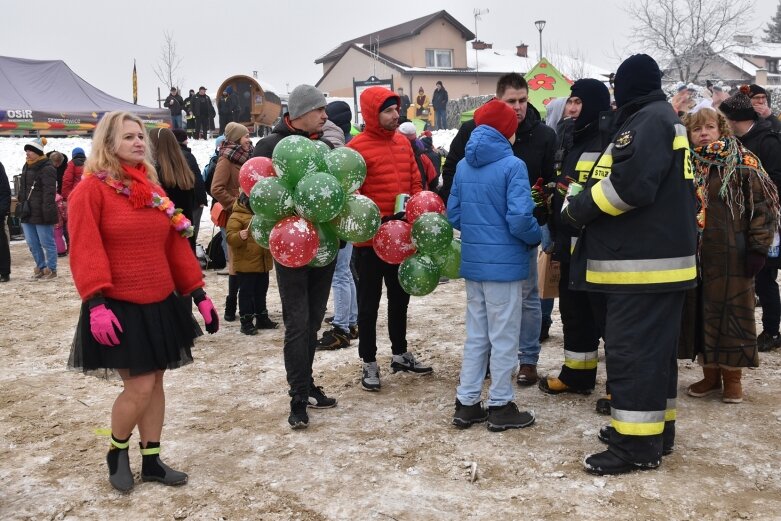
[447,99,541,431]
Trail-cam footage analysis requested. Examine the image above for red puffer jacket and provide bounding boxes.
[349,86,422,246]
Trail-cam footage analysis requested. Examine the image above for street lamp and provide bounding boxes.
[534,20,546,60]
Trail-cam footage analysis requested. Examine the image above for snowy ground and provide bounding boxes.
[1,132,781,519]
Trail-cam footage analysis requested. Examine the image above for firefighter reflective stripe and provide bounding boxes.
[591,145,613,180]
[592,176,635,216]
[586,255,697,284]
[673,124,694,179]
[665,398,677,422]
[575,152,601,183]
[570,236,578,254]
[611,408,666,436]
[563,349,598,370]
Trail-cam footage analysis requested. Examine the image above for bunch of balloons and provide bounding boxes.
[372,191,462,296]
[238,135,381,268]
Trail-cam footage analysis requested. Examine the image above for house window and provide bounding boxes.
[425,49,453,69]
[768,59,779,73]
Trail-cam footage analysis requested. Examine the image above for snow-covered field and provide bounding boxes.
[1,131,781,520]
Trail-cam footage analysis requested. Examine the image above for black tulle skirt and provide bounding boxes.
[68,293,203,379]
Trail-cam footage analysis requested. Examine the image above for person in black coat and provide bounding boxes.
[747,83,781,133]
[0,161,10,281]
[184,89,197,136]
[396,87,411,121]
[432,81,449,130]
[20,138,59,278]
[172,128,208,246]
[193,86,216,139]
[721,90,781,352]
[164,87,185,129]
[218,86,239,134]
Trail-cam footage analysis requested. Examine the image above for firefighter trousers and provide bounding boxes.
[603,291,683,465]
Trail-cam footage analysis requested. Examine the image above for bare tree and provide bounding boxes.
[626,0,755,83]
[546,44,590,81]
[152,31,184,90]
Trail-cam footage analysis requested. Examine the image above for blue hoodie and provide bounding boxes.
[447,125,540,281]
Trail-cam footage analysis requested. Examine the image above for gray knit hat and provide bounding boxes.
[288,84,326,120]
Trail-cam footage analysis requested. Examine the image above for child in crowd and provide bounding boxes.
[447,99,541,431]
[225,192,277,335]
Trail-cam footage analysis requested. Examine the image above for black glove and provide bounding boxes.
[533,205,548,226]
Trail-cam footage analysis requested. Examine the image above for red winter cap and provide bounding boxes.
[474,99,517,139]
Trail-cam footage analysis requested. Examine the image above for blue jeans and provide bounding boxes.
[331,243,357,331]
[172,114,183,129]
[518,247,541,365]
[21,223,57,271]
[457,279,523,407]
[435,108,447,130]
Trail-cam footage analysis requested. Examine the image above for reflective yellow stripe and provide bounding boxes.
[591,146,613,181]
[110,438,130,450]
[683,148,693,179]
[575,152,600,181]
[564,349,599,370]
[140,446,161,456]
[673,124,688,149]
[665,398,677,421]
[592,177,634,216]
[611,408,665,436]
[586,256,697,285]
[570,236,578,254]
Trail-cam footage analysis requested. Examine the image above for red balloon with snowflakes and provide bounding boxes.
[405,191,446,224]
[268,216,320,267]
[373,220,416,264]
[239,156,276,195]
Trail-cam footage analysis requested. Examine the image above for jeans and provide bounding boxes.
[457,279,523,407]
[172,114,183,129]
[435,108,447,130]
[755,265,780,334]
[355,246,410,362]
[332,243,357,331]
[518,247,541,365]
[275,260,336,401]
[21,223,57,271]
[0,218,10,276]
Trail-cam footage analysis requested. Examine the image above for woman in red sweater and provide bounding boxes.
[67,112,219,493]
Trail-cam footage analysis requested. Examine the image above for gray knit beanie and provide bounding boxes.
[288,84,326,120]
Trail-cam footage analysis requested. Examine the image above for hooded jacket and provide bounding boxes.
[447,125,541,281]
[348,87,422,245]
[440,102,556,204]
[226,198,274,273]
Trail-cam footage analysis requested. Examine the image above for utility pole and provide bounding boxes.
[473,8,489,92]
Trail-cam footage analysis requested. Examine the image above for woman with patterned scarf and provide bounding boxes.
[211,122,253,321]
[679,107,780,403]
[67,111,219,492]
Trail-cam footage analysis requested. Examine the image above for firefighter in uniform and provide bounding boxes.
[563,54,697,475]
[538,78,612,395]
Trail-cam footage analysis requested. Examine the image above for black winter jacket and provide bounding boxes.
[179,144,208,206]
[737,118,781,192]
[440,103,556,204]
[164,94,184,116]
[432,87,448,111]
[0,162,10,217]
[19,158,58,225]
[193,94,215,119]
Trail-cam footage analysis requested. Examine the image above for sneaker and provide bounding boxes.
[516,364,538,386]
[240,323,258,335]
[486,402,535,432]
[39,268,57,280]
[595,395,612,415]
[361,361,381,391]
[438,276,450,285]
[0,274,9,282]
[316,327,350,351]
[308,385,337,408]
[390,352,433,374]
[757,330,781,352]
[348,325,359,340]
[288,400,309,429]
[598,425,674,456]
[452,399,489,429]
[538,376,593,395]
[31,267,43,280]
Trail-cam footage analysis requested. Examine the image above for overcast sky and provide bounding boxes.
[2,0,777,107]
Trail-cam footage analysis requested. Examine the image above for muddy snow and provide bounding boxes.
[1,232,781,521]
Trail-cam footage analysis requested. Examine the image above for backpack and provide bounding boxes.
[203,153,219,196]
[205,232,226,270]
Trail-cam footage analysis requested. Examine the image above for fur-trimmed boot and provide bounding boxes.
[721,368,743,403]
[686,366,721,397]
[140,442,188,486]
[106,434,134,492]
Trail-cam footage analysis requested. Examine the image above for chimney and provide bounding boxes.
[756,68,768,86]
[472,40,492,50]
[516,43,528,57]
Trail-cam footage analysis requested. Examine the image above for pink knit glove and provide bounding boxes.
[90,304,123,346]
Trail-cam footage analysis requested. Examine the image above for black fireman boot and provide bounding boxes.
[106,434,134,492]
[140,442,188,486]
[224,275,238,321]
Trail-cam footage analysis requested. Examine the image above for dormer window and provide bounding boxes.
[425,49,453,68]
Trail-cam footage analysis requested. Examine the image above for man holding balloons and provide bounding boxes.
[348,86,432,392]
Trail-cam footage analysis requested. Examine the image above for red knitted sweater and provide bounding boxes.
[68,176,203,303]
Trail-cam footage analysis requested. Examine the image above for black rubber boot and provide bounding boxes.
[140,442,188,486]
[106,434,134,493]
[224,275,238,321]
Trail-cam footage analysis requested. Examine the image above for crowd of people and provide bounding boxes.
[1,52,780,491]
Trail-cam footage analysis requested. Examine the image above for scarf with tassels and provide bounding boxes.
[692,136,780,234]
[219,141,252,166]
[84,164,193,238]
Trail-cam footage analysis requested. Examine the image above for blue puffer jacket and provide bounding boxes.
[447,125,541,281]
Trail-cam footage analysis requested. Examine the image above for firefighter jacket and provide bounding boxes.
[564,91,697,293]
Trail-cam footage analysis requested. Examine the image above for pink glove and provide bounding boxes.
[196,297,220,334]
[90,304,123,346]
